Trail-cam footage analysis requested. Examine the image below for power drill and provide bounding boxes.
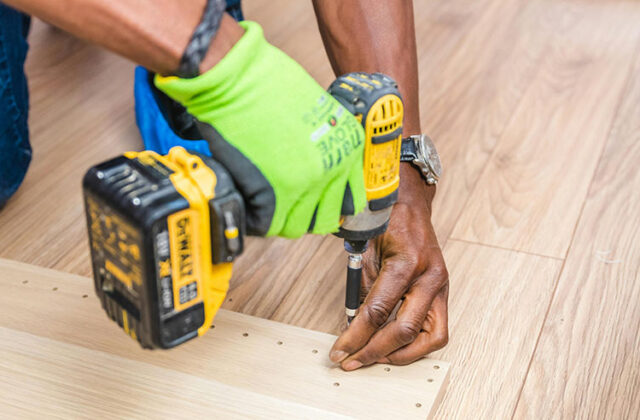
[328,73,403,323]
[82,72,403,349]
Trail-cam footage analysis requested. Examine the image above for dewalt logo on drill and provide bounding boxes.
[175,217,193,278]
[168,209,202,311]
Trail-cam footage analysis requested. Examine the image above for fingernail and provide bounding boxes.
[330,350,349,363]
[343,360,363,371]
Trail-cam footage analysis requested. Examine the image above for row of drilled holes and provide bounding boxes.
[21,280,89,298]
[34,282,438,409]
[213,324,440,405]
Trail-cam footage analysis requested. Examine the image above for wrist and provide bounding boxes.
[399,121,431,204]
[199,14,245,74]
[399,162,436,209]
[156,21,264,107]
[402,120,422,139]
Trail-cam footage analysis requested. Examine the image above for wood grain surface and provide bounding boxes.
[0,0,639,418]
[1,329,344,420]
[513,42,640,420]
[417,0,560,242]
[0,259,449,420]
[451,0,640,258]
[432,240,562,419]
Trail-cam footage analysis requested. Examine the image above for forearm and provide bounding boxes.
[3,0,243,74]
[312,0,421,135]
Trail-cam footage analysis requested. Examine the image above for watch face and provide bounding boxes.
[420,136,442,179]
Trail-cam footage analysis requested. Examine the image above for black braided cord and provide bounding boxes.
[175,0,227,78]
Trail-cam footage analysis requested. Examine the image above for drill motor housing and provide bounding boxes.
[329,73,404,242]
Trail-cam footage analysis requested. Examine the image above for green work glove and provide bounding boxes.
[155,21,366,238]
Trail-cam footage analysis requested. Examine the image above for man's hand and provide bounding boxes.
[330,164,449,369]
[313,0,450,367]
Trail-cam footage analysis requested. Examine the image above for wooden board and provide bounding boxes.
[0,328,344,420]
[0,259,449,419]
[513,41,640,419]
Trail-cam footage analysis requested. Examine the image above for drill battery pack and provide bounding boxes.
[83,147,244,349]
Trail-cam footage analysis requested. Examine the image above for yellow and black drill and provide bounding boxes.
[83,72,403,349]
[327,73,403,323]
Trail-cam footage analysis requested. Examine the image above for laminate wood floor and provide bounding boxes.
[0,0,638,418]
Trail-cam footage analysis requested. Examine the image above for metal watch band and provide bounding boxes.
[175,0,227,79]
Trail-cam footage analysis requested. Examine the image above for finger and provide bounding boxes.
[360,266,373,303]
[311,174,348,235]
[360,246,379,298]
[340,274,440,370]
[381,286,449,365]
[346,160,366,215]
[279,188,323,238]
[329,255,416,363]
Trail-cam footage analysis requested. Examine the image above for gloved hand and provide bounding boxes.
[155,21,366,238]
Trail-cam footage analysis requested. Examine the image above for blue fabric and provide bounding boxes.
[225,0,244,21]
[0,5,31,208]
[134,67,213,156]
[135,0,243,156]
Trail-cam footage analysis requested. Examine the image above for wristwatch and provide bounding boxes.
[400,134,442,185]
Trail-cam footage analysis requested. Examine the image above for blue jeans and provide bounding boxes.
[0,4,31,208]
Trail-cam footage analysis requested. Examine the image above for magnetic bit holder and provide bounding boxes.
[345,240,368,319]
